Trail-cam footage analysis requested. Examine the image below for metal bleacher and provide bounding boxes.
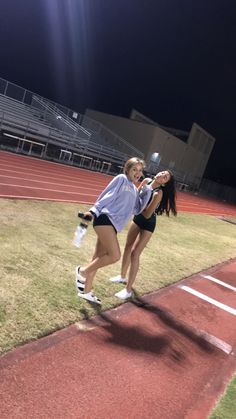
[0,77,144,174]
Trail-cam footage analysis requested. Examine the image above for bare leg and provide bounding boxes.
[81,225,121,293]
[126,230,152,292]
[84,237,107,288]
[121,222,140,278]
[76,238,106,284]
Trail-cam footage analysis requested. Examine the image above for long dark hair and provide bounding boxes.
[155,170,177,216]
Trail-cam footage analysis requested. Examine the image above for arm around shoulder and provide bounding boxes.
[137,177,152,190]
[142,189,163,219]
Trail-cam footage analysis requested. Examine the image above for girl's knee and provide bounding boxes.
[110,249,121,264]
[130,249,140,262]
[124,243,133,253]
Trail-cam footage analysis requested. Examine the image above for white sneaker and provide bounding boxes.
[77,291,101,305]
[75,266,85,290]
[115,288,133,300]
[109,275,127,284]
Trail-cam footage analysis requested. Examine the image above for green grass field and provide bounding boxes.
[1,198,236,354]
[210,374,236,419]
[1,198,236,416]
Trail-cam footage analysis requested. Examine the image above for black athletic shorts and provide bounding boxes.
[133,213,156,233]
[93,213,117,234]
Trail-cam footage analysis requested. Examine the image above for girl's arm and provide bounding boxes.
[137,177,152,190]
[133,183,154,215]
[142,189,163,219]
[134,175,163,215]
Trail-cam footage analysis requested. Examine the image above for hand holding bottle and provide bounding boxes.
[73,211,93,247]
[78,211,93,222]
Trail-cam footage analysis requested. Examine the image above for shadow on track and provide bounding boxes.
[79,290,215,367]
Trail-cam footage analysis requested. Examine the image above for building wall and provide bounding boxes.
[85,109,185,167]
[188,122,215,156]
[85,109,215,188]
[147,128,186,169]
[85,109,157,154]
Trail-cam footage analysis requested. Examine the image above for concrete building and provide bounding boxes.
[85,108,215,189]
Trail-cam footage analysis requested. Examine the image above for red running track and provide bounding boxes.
[0,151,236,418]
[0,259,236,419]
[0,150,236,216]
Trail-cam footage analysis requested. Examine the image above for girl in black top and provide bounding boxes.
[110,170,177,300]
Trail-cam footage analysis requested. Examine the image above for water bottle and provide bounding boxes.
[73,222,88,247]
[73,211,93,247]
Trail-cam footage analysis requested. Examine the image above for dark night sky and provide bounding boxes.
[0,0,236,187]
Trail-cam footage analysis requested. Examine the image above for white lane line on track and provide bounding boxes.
[177,203,233,214]
[178,285,236,315]
[0,194,93,204]
[0,152,98,173]
[0,168,108,187]
[0,156,112,179]
[202,275,236,292]
[0,166,109,187]
[196,330,232,355]
[0,183,98,197]
[0,175,103,191]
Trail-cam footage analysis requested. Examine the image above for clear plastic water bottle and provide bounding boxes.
[73,222,88,247]
[73,211,93,247]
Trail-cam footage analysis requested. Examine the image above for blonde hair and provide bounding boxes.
[123,157,145,175]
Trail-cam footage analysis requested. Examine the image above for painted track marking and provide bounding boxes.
[178,285,236,315]
[0,194,92,204]
[195,330,233,355]
[1,151,236,216]
[202,275,236,292]
[0,182,98,197]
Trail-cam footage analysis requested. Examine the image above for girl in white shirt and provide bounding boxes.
[75,157,161,304]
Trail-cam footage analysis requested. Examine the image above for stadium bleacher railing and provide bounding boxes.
[0,77,145,174]
[3,76,232,201]
[0,77,143,158]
